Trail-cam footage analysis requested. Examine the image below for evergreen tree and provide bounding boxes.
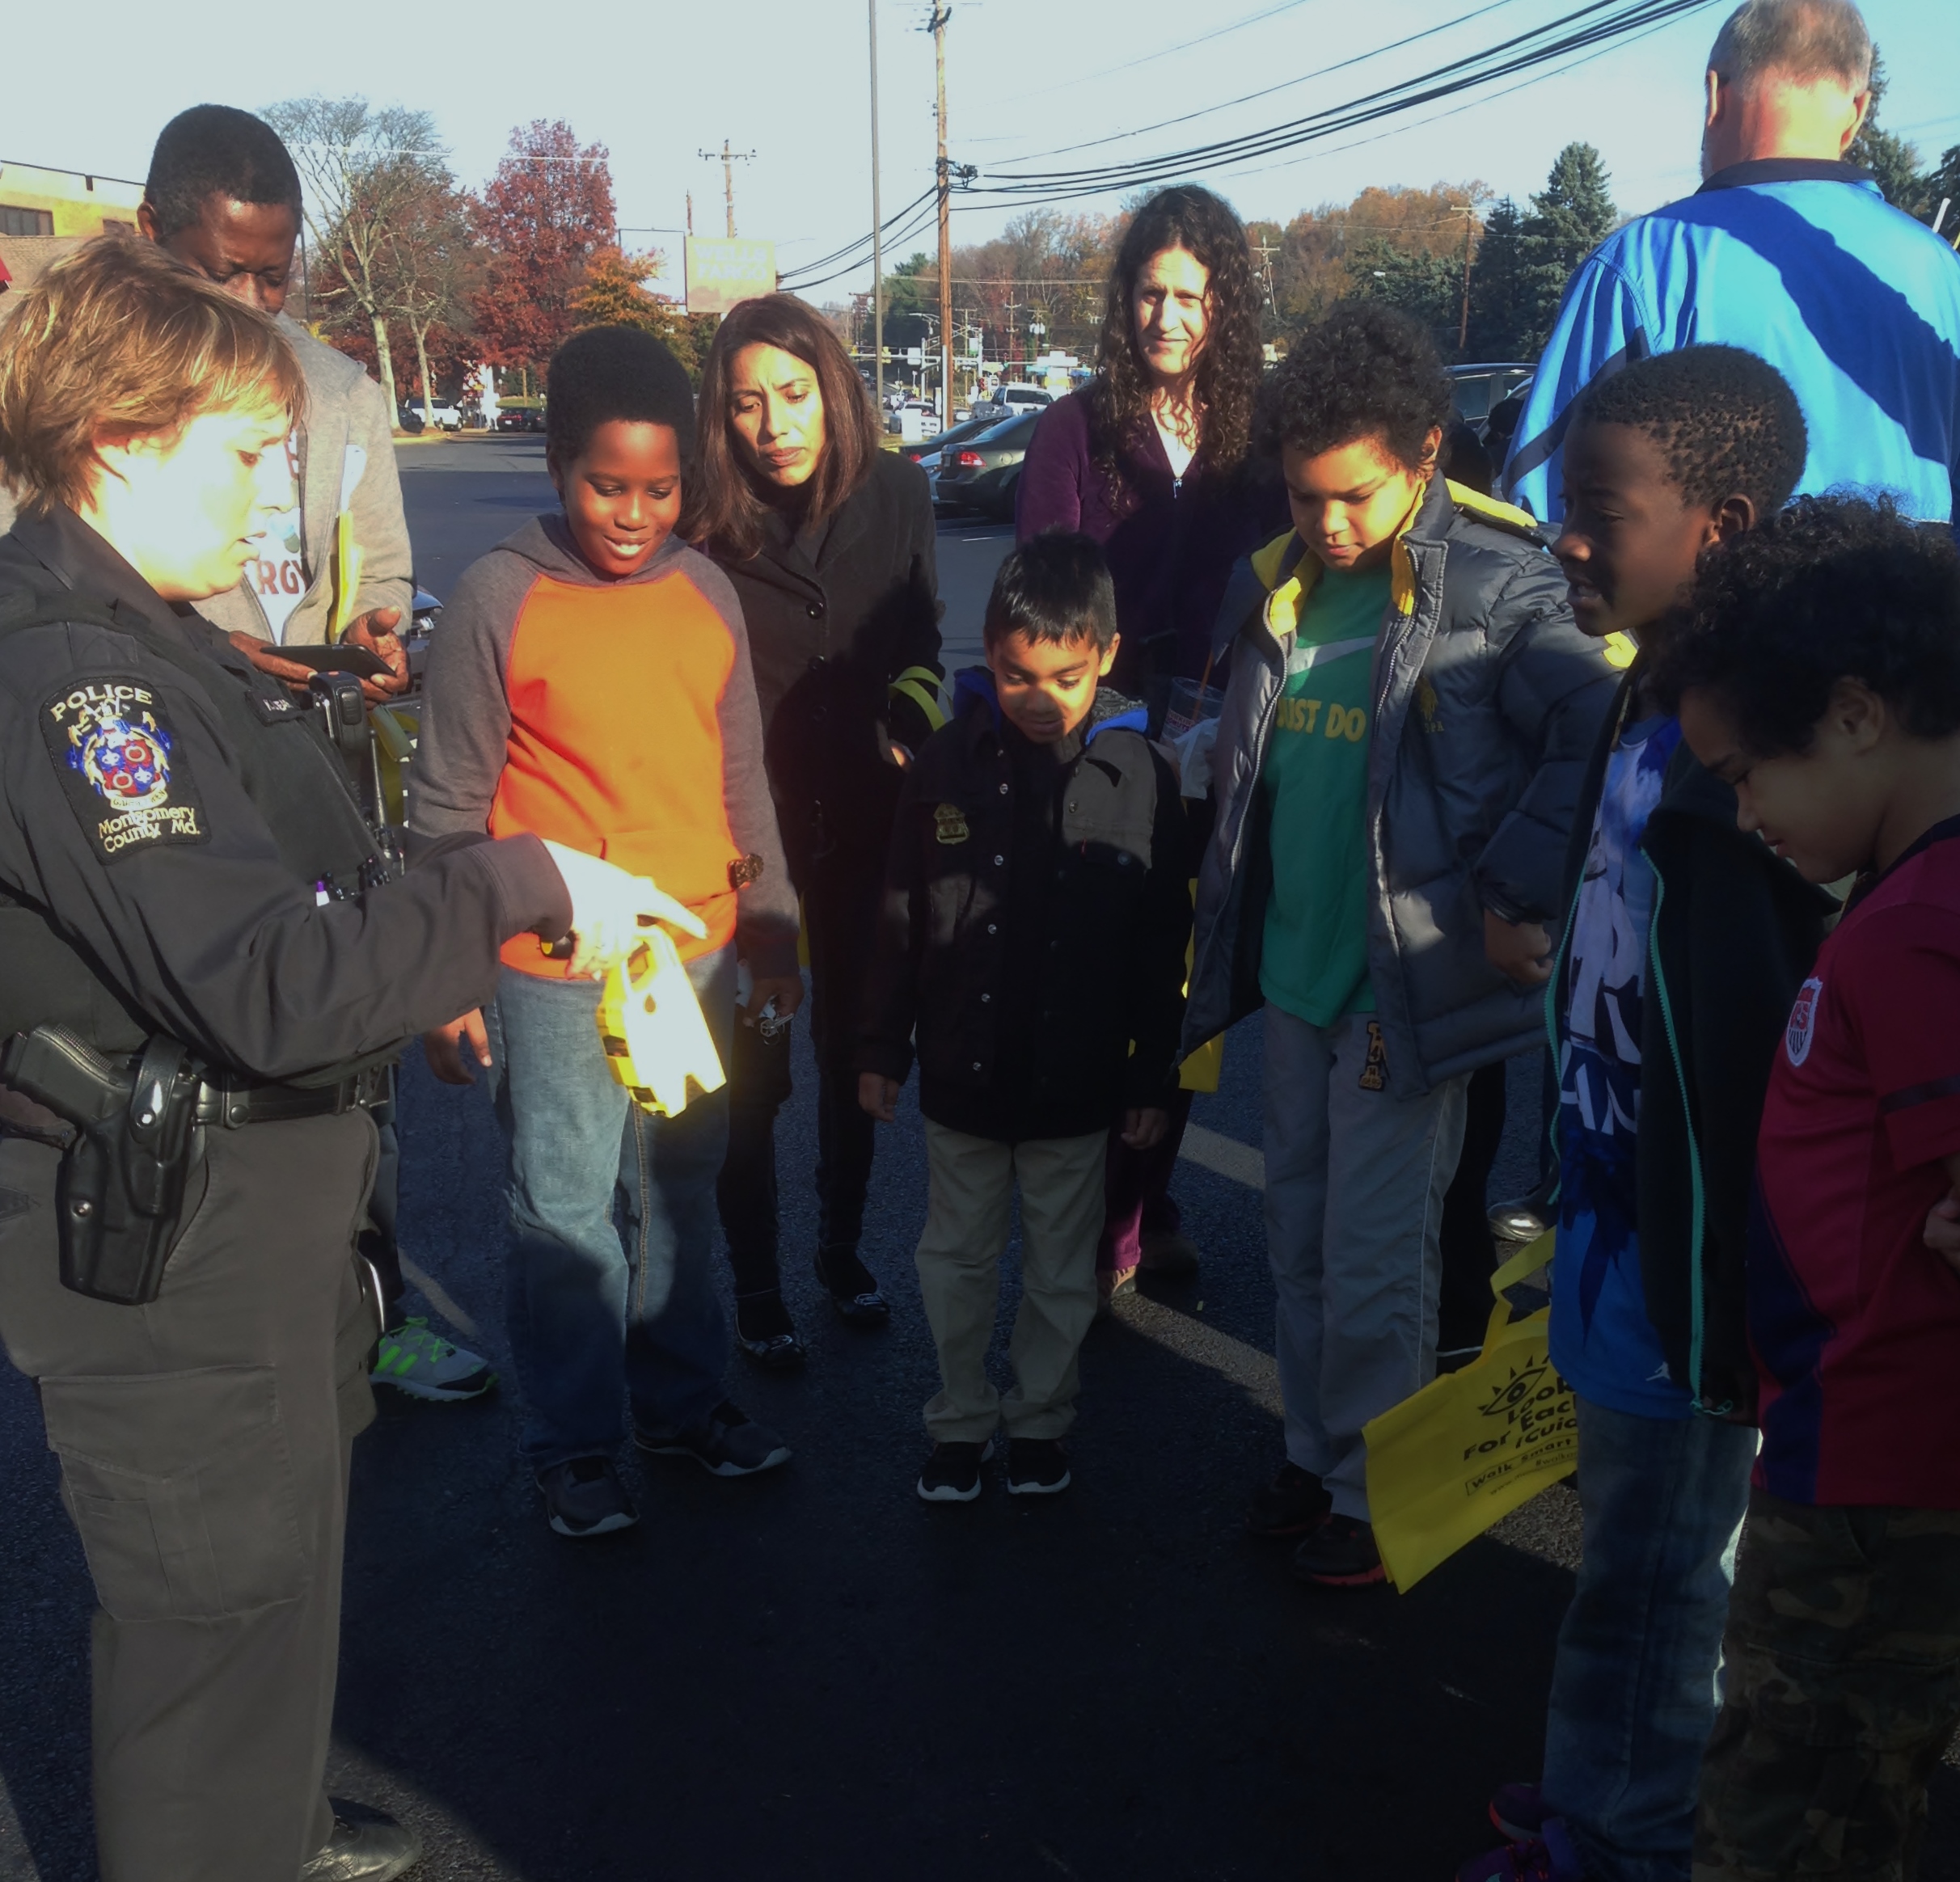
[1849,50,1922,210]
[1920,146,1960,230]
[1520,142,1618,356]
[1347,238,1462,355]
[1464,197,1534,360]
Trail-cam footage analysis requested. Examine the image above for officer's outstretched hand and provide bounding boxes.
[425,1009,492,1086]
[542,841,708,979]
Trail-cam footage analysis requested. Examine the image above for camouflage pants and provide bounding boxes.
[1693,1489,1960,1881]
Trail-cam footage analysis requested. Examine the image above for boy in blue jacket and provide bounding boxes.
[1461,348,1828,1882]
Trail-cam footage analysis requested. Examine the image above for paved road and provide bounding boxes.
[3,437,1955,1880]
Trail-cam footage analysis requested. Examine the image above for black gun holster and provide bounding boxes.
[0,1028,206,1306]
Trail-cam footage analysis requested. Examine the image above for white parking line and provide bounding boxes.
[399,1255,480,1340]
[1179,1123,1265,1191]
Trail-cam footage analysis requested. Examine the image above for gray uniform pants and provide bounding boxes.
[1262,1004,1468,1521]
[0,1110,379,1882]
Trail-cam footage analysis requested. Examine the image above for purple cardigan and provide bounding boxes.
[1014,386,1284,691]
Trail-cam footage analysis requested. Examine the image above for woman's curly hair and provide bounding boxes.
[1652,495,1960,755]
[1255,301,1451,470]
[1088,184,1264,508]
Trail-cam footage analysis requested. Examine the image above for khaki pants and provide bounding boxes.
[915,1121,1108,1441]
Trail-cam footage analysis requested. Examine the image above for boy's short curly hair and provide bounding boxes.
[1652,495,1960,755]
[545,324,696,467]
[1576,345,1807,518]
[1256,302,1451,470]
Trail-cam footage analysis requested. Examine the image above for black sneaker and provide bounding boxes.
[534,1457,639,1538]
[916,1437,994,1502]
[1291,1513,1387,1587]
[1247,1461,1331,1538]
[300,1806,424,1880]
[634,1399,791,1477]
[734,1290,807,1372]
[1005,1437,1071,1496]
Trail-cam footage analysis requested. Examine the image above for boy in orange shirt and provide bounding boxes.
[412,326,801,1537]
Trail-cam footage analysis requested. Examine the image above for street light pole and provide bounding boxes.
[870,0,884,415]
[932,2,953,425]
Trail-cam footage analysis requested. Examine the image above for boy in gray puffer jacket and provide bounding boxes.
[1184,304,1616,1586]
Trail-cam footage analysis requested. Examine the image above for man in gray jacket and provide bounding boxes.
[135,106,495,1411]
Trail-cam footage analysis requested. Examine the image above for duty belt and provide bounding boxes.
[194,1064,388,1128]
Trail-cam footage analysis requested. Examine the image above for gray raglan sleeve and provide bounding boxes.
[689,555,800,978]
[405,553,527,850]
[346,369,416,626]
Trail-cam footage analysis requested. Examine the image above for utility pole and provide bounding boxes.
[1452,203,1480,355]
[931,2,953,424]
[686,192,694,236]
[870,0,884,414]
[699,141,756,238]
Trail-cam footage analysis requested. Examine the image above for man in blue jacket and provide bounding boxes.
[1505,0,1960,528]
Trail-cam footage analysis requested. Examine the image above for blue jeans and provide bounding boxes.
[1542,1395,1757,1882]
[486,949,735,1469]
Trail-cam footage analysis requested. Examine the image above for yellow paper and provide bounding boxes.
[1362,1233,1574,1591]
[595,928,727,1117]
[330,510,363,641]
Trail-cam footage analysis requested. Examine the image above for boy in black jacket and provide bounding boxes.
[860,533,1189,1502]
[1459,349,1831,1882]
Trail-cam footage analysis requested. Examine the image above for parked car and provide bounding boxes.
[400,399,461,432]
[929,409,1041,521]
[496,406,545,433]
[899,414,999,468]
[885,397,940,437]
[1447,363,1535,428]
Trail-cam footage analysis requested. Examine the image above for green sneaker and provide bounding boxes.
[372,1318,497,1403]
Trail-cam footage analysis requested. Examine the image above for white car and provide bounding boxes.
[995,384,1054,413]
[402,399,463,432]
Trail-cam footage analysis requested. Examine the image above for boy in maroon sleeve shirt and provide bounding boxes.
[1655,496,1960,1880]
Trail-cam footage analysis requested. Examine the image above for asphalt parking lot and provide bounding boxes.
[2,433,1954,1880]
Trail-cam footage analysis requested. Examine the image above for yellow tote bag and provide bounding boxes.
[1362,1232,1575,1592]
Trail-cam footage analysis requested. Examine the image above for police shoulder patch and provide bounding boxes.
[40,673,209,863]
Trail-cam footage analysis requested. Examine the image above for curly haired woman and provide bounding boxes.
[1016,184,1279,707]
[1016,185,1284,1300]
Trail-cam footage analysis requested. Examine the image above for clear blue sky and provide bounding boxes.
[7,0,1956,300]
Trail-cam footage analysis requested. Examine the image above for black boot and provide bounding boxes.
[734,1289,807,1370]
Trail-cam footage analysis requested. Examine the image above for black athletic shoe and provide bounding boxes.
[734,1290,807,1372]
[916,1437,994,1502]
[1291,1513,1387,1587]
[814,1246,891,1327]
[300,1807,424,1881]
[1005,1437,1071,1496]
[635,1399,792,1476]
[534,1457,639,1538]
[1246,1461,1331,1538]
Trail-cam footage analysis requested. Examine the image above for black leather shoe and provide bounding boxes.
[300,1808,423,1881]
[814,1247,890,1327]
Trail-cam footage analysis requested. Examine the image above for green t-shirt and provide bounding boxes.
[1257,559,1390,1025]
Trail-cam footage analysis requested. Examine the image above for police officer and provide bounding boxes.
[0,239,703,1881]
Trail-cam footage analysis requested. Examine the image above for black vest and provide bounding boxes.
[0,593,383,1057]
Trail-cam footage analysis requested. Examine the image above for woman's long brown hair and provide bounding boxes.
[1088,184,1264,513]
[683,293,884,560]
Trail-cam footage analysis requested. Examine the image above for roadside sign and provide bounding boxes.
[683,238,777,316]
[906,346,924,366]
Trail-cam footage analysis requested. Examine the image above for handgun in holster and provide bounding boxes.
[0,1027,206,1306]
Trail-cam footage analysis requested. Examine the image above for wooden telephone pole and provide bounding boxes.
[699,141,756,238]
[1452,203,1480,353]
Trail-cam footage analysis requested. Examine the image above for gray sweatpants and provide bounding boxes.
[0,1111,379,1882]
[1262,1004,1468,1521]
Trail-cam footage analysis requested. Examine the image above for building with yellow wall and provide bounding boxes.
[0,161,145,239]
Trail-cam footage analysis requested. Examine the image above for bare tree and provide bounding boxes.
[382,175,479,428]
[262,95,446,418]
